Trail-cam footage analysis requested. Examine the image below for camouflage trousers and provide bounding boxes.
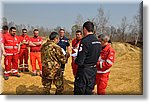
[42,69,64,95]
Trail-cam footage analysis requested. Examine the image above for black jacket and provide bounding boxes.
[75,34,102,67]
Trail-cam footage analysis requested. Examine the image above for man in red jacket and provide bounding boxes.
[71,30,82,77]
[0,25,9,73]
[96,34,115,95]
[2,27,21,80]
[29,29,43,76]
[19,29,30,72]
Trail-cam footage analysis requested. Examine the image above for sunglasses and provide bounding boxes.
[23,32,27,33]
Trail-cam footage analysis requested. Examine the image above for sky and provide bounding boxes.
[2,0,142,32]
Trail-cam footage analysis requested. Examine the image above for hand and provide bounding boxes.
[3,51,7,56]
[65,52,70,58]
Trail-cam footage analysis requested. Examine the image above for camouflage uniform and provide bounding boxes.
[41,40,67,95]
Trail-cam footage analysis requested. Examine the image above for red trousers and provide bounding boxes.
[96,72,110,95]
[30,52,42,73]
[4,54,19,76]
[71,57,78,77]
[19,48,29,70]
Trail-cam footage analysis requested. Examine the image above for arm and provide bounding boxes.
[97,50,115,70]
[18,43,20,53]
[1,43,6,56]
[75,41,88,66]
[29,41,36,46]
[55,46,67,64]
[32,41,42,45]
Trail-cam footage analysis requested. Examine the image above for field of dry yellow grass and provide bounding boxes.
[0,42,142,95]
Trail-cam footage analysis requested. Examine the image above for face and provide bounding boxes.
[22,30,27,35]
[10,29,16,36]
[54,36,60,44]
[59,30,65,37]
[76,32,82,40]
[34,31,39,37]
[2,30,8,34]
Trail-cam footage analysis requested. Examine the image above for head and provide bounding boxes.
[33,29,39,37]
[22,28,27,36]
[83,21,94,36]
[98,34,110,47]
[2,25,9,34]
[76,30,82,40]
[9,27,17,36]
[49,32,60,44]
[59,28,65,37]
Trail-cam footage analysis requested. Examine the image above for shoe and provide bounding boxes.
[19,70,23,73]
[32,73,37,76]
[15,74,21,77]
[25,69,29,72]
[4,76,9,80]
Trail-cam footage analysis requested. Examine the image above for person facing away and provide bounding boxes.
[95,34,115,95]
[19,29,30,72]
[41,32,67,95]
[57,28,71,74]
[74,21,102,95]
[71,30,82,77]
[29,29,43,76]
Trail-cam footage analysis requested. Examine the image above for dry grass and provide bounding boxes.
[0,42,143,95]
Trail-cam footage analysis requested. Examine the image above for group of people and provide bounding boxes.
[0,26,43,79]
[0,21,115,95]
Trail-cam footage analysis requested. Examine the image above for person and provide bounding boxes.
[41,32,67,95]
[29,29,43,76]
[74,21,102,95]
[0,25,9,74]
[96,34,115,95]
[19,29,30,72]
[71,30,82,77]
[2,27,21,80]
[58,28,71,74]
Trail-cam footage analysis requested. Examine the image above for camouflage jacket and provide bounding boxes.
[41,40,67,79]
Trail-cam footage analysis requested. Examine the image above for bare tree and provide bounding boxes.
[119,16,129,42]
[95,7,109,36]
[75,14,84,30]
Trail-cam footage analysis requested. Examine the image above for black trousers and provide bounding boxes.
[74,66,97,95]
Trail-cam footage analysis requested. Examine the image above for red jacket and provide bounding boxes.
[3,33,20,55]
[30,36,43,52]
[19,35,30,49]
[96,44,115,73]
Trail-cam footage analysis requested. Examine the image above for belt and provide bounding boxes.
[30,51,40,52]
[79,64,96,68]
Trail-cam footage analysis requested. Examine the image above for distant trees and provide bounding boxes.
[72,4,143,44]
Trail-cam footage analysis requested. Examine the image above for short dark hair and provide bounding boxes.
[76,30,82,34]
[49,32,59,40]
[83,21,94,32]
[2,25,8,30]
[33,29,38,32]
[22,28,27,32]
[59,28,65,32]
[9,27,16,31]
